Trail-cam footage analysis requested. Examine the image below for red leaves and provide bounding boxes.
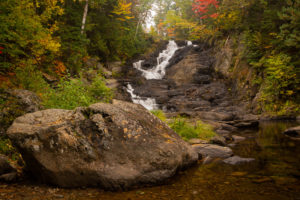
[0,46,4,54]
[192,0,219,19]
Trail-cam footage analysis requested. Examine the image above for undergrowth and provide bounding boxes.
[151,110,216,141]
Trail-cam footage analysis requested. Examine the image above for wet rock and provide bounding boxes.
[223,156,255,165]
[187,138,209,145]
[209,135,226,146]
[0,155,14,175]
[197,111,234,121]
[7,100,197,189]
[202,156,214,165]
[166,54,208,86]
[192,144,233,158]
[0,154,17,182]
[252,177,273,184]
[194,75,212,84]
[282,126,300,140]
[232,135,246,143]
[0,172,17,182]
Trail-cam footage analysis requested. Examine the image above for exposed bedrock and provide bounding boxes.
[121,41,260,131]
[6,100,198,189]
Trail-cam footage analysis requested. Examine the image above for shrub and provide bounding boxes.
[169,117,216,141]
[151,110,167,122]
[151,110,216,141]
[42,76,113,110]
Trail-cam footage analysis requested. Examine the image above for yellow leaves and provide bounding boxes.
[111,0,134,21]
[38,34,61,53]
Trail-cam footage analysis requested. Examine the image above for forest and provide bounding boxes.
[0,0,299,113]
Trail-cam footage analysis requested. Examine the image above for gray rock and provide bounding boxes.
[0,154,17,182]
[209,135,226,146]
[187,138,209,145]
[8,89,41,113]
[192,144,233,158]
[223,156,255,165]
[197,111,234,121]
[105,79,119,89]
[0,172,17,182]
[0,155,15,175]
[7,100,197,189]
[232,135,246,143]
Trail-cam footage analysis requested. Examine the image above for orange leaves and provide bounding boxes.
[54,60,66,76]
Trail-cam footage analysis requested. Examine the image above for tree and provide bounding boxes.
[192,0,219,19]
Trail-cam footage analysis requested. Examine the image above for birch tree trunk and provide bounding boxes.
[81,0,89,34]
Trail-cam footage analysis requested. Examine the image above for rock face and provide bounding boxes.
[121,41,260,131]
[6,100,198,189]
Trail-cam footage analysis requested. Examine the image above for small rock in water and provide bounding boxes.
[192,144,233,158]
[53,194,64,198]
[282,126,300,140]
[232,135,246,143]
[230,171,247,176]
[223,156,255,165]
[252,177,273,184]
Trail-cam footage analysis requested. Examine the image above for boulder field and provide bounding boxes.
[6,100,198,190]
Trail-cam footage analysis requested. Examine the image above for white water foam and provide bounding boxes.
[126,83,158,110]
[133,40,179,80]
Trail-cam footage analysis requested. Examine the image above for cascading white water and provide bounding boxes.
[126,83,158,110]
[126,40,194,110]
[133,40,179,80]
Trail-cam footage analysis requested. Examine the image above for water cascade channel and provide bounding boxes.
[126,40,192,110]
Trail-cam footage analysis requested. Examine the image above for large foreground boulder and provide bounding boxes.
[6,100,197,189]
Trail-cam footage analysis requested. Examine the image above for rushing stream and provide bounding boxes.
[1,121,299,199]
[126,40,183,110]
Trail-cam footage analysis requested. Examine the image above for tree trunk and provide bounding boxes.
[81,0,89,34]
[134,19,141,40]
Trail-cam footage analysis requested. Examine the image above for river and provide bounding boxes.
[1,121,299,200]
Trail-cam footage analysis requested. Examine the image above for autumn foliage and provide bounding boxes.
[192,0,219,19]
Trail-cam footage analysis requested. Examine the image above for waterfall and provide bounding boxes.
[126,40,193,110]
[133,40,179,80]
[126,83,158,110]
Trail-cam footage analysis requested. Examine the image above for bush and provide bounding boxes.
[14,63,49,93]
[0,136,22,162]
[169,117,216,141]
[151,110,167,122]
[42,76,113,110]
[151,110,216,141]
